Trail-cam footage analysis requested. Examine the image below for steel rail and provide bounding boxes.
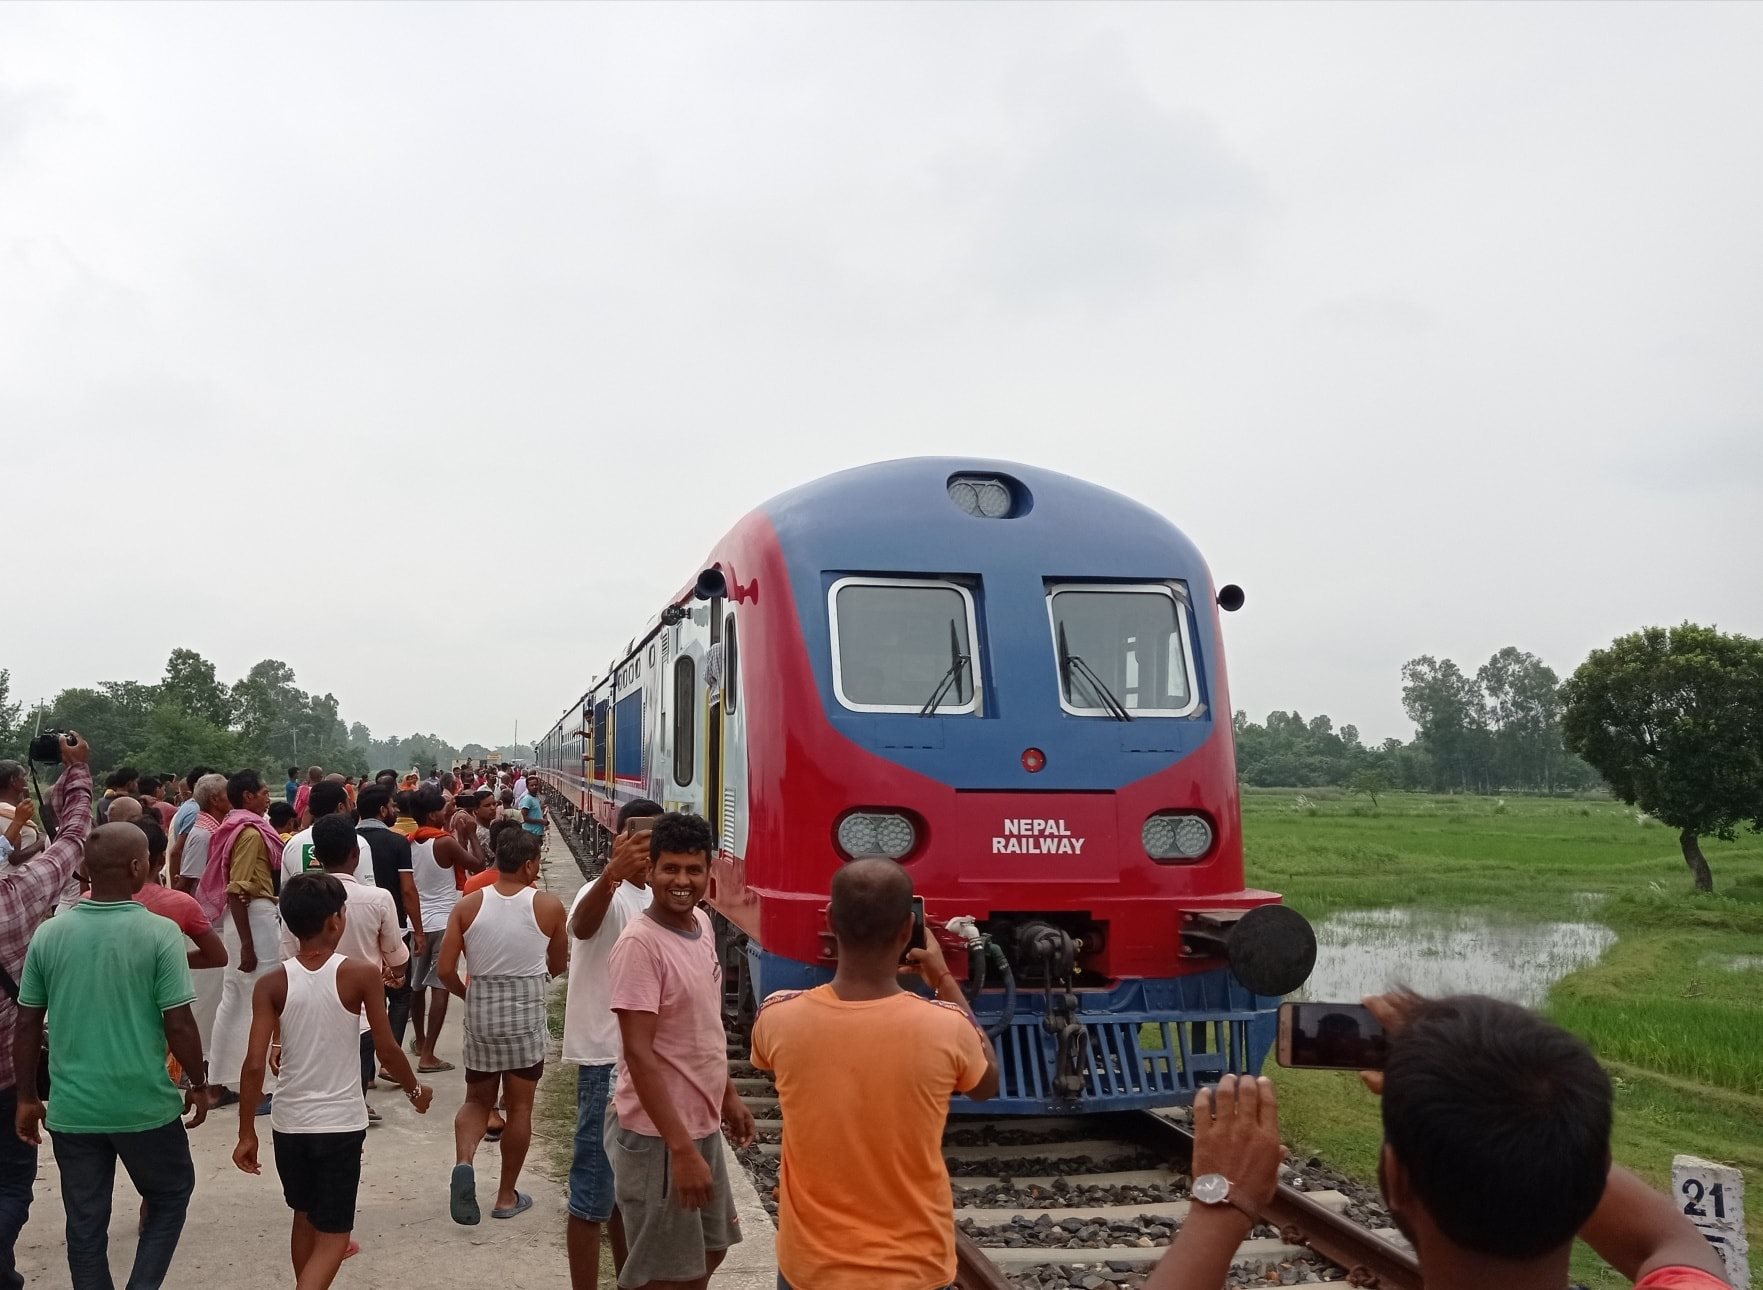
[1132,1110,1423,1290]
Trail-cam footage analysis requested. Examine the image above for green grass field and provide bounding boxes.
[1245,788,1763,1288]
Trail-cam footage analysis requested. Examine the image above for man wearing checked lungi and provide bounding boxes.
[437,828,568,1223]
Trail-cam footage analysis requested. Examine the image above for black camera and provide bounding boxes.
[27,730,72,763]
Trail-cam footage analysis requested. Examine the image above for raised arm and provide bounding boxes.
[572,831,647,940]
[1578,1166,1730,1282]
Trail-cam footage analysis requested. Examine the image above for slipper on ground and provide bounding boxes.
[450,1163,480,1226]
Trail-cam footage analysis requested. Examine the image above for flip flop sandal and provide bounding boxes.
[450,1163,480,1226]
[491,1192,533,1220]
[418,1060,456,1073]
[484,1126,503,1143]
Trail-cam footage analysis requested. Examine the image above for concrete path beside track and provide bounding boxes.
[15,816,777,1289]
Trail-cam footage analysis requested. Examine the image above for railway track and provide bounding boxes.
[548,806,1418,1289]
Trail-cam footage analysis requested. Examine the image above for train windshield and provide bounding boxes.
[1048,584,1197,717]
[829,577,979,714]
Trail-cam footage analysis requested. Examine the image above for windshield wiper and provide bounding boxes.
[1058,623,1133,721]
[919,619,971,716]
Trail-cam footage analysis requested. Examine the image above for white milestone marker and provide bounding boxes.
[1672,1155,1749,1289]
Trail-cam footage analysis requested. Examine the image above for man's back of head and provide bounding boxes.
[1382,995,1612,1262]
[311,813,359,870]
[307,781,349,820]
[828,857,913,954]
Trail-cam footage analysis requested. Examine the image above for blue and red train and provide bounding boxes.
[536,458,1314,1114]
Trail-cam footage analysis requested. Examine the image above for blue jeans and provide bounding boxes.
[0,1087,34,1290]
[567,1064,616,1222]
[50,1117,195,1290]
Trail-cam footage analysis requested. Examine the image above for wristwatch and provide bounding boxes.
[1191,1173,1252,1217]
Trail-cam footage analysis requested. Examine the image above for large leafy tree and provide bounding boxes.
[161,649,234,727]
[1477,647,1567,792]
[1562,623,1763,891]
[1401,655,1490,791]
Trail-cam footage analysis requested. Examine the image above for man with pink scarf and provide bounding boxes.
[199,770,284,1109]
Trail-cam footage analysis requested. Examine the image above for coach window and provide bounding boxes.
[673,656,696,785]
[724,614,739,715]
[829,577,980,714]
[1046,583,1197,717]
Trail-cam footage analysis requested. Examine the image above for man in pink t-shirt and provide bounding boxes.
[608,813,753,1290]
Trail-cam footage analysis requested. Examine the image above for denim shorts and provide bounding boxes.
[568,1064,617,1222]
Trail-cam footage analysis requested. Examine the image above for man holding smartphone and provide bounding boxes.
[563,798,660,1290]
[750,856,1000,1290]
[1148,994,1731,1290]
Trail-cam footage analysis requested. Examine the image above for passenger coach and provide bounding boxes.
[538,458,1313,1114]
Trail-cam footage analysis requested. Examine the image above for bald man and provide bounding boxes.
[105,796,145,825]
[15,824,210,1288]
[749,858,999,1290]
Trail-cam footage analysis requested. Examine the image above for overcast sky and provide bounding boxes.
[4,1,1760,748]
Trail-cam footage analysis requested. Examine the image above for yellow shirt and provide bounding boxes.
[225,830,275,900]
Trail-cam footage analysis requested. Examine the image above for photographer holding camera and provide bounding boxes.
[1147,993,1730,1290]
[0,730,93,1289]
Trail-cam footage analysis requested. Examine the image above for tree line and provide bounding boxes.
[0,649,530,781]
[1235,646,1602,795]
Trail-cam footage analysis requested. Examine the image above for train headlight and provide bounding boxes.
[948,475,1014,519]
[1142,812,1214,862]
[836,811,918,861]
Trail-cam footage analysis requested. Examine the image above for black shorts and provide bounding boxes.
[272,1129,366,1234]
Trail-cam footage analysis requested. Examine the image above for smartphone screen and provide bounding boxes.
[1277,1002,1389,1071]
[902,896,926,964]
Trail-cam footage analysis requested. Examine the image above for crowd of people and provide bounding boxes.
[0,733,1738,1290]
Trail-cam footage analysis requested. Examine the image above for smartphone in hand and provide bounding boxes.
[1276,1001,1390,1071]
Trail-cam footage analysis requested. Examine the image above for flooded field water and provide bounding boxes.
[1299,907,1616,1006]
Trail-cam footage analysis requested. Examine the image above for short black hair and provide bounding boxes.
[311,813,358,868]
[282,872,348,940]
[374,769,398,785]
[138,775,161,797]
[226,769,264,809]
[357,785,392,820]
[186,766,213,790]
[616,798,664,830]
[495,828,541,874]
[268,801,297,830]
[288,766,300,778]
[410,787,445,824]
[1382,995,1612,1260]
[456,791,483,810]
[648,812,713,863]
[132,816,168,859]
[106,767,140,790]
[829,857,914,950]
[308,781,348,819]
[0,760,23,794]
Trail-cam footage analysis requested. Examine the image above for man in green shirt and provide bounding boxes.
[13,822,209,1289]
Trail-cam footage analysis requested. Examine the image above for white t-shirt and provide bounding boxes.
[561,878,651,1066]
[280,826,375,889]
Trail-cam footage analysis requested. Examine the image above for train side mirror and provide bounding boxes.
[694,567,728,601]
[1216,584,1245,613]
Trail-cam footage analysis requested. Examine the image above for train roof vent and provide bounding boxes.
[947,474,1018,519]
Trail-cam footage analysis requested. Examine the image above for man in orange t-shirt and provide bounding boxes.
[750,858,999,1290]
